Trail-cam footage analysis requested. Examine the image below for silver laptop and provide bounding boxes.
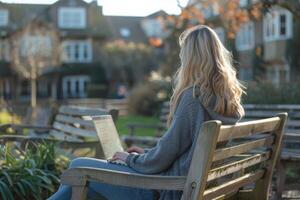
[92,115,124,159]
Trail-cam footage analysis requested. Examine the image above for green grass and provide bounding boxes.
[116,115,160,136]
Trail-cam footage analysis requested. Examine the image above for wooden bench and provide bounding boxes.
[0,105,118,158]
[0,106,53,135]
[123,102,300,197]
[243,104,300,197]
[123,101,169,147]
[61,113,287,200]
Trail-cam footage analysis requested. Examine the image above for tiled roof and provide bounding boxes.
[146,10,168,18]
[0,3,48,34]
[0,0,110,38]
[105,16,147,43]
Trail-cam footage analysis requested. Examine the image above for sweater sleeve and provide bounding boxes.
[126,90,204,174]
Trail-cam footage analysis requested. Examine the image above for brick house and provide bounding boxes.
[0,0,113,101]
[187,0,299,85]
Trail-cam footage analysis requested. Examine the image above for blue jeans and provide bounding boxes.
[48,157,154,200]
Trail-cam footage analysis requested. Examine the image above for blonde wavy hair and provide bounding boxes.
[168,25,245,125]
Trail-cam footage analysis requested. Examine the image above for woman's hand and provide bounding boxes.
[126,146,144,154]
[112,151,129,162]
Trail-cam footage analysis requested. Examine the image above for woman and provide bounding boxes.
[49,25,245,200]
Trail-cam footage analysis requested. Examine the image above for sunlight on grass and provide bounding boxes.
[116,115,160,136]
[0,110,21,124]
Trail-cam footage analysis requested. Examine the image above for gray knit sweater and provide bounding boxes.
[125,87,241,200]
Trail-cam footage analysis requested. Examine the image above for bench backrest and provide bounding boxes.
[182,113,287,200]
[160,103,299,132]
[49,105,118,142]
[244,104,300,134]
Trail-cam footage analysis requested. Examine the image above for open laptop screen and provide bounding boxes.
[92,115,124,159]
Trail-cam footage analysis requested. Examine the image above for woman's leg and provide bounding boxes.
[48,157,154,200]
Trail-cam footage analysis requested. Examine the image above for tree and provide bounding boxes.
[159,0,300,76]
[10,21,61,107]
[102,40,156,87]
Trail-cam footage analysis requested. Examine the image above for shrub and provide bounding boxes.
[0,142,69,200]
[128,81,171,116]
[243,82,300,104]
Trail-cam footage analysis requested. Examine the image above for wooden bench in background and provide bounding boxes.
[63,98,128,116]
[61,113,287,200]
[123,101,169,147]
[0,105,118,158]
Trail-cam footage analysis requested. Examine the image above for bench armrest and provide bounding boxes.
[0,123,52,134]
[61,167,186,191]
[0,135,58,144]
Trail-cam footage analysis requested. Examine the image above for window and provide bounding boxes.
[2,79,11,99]
[203,3,219,18]
[62,40,92,63]
[58,7,86,29]
[263,9,292,42]
[213,27,225,44]
[62,75,91,98]
[235,22,255,51]
[38,79,50,97]
[239,67,253,81]
[120,28,131,38]
[0,9,8,26]
[239,0,248,7]
[22,36,52,57]
[266,64,290,86]
[0,40,10,61]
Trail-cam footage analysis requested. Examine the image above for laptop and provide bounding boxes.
[92,115,124,159]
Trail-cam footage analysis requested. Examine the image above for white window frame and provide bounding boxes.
[263,8,293,42]
[235,21,255,51]
[0,9,8,26]
[213,27,225,44]
[62,75,91,98]
[120,28,131,38]
[62,40,92,63]
[58,7,87,29]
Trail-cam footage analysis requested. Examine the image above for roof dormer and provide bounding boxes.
[58,7,86,29]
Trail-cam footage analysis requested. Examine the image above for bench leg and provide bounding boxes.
[276,161,286,199]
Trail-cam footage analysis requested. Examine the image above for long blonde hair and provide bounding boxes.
[168,25,245,125]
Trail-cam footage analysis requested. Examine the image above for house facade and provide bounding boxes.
[0,0,111,101]
[188,0,299,85]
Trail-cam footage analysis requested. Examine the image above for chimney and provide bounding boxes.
[90,0,98,6]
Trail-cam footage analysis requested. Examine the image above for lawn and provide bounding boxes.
[116,115,160,136]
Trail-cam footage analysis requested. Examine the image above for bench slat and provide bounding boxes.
[213,136,274,161]
[218,117,280,142]
[53,122,96,139]
[49,130,83,142]
[243,104,300,110]
[55,114,94,129]
[59,106,108,116]
[208,151,270,181]
[203,170,265,200]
